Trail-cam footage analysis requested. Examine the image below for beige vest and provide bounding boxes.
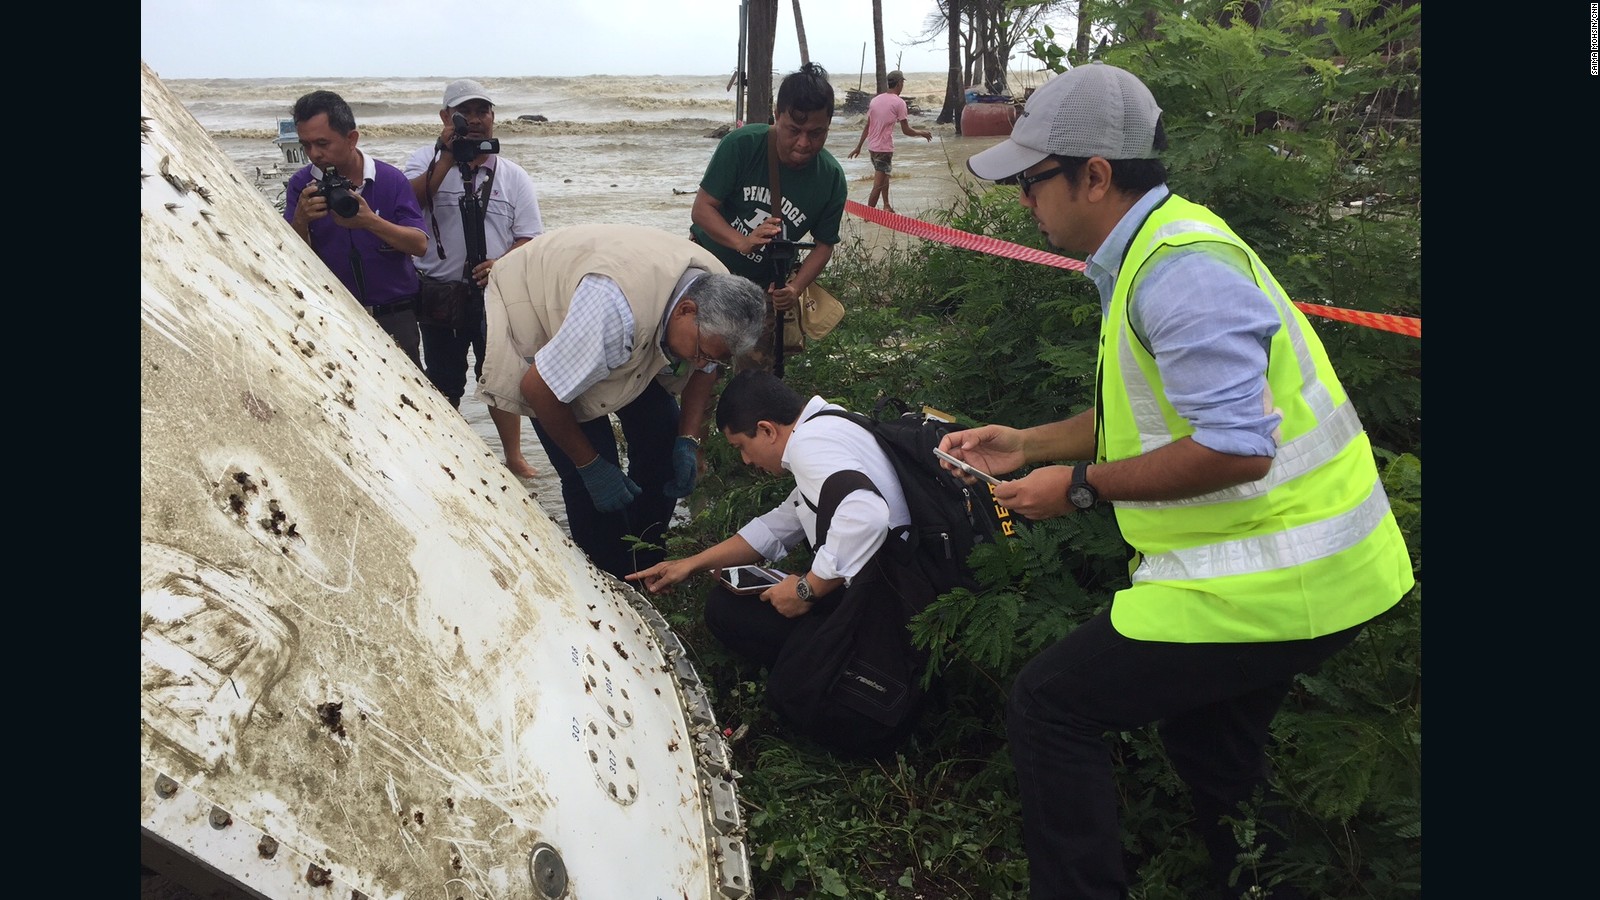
[478,224,729,422]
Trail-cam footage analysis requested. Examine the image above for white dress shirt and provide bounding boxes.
[736,396,913,584]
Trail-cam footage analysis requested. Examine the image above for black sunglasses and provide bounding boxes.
[1016,165,1066,198]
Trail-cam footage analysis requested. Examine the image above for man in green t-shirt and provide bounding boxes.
[690,63,847,373]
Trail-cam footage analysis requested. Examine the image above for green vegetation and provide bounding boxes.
[655,3,1420,896]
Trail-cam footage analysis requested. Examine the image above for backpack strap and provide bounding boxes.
[807,408,869,428]
[800,407,915,554]
[810,470,880,548]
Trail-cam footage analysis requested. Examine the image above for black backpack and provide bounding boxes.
[808,403,1021,594]
[764,403,1020,757]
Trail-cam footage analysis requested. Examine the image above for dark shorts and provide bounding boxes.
[869,151,893,174]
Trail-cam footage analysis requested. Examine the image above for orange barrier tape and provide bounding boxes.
[849,201,1087,273]
[846,200,1420,339]
[1293,303,1421,337]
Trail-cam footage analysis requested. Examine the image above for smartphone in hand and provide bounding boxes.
[933,447,1001,486]
[717,565,785,595]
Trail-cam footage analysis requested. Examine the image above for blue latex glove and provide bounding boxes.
[662,436,701,499]
[577,456,642,513]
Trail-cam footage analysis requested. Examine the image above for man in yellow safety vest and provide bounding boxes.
[940,62,1414,900]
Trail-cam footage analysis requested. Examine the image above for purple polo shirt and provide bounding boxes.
[285,155,426,306]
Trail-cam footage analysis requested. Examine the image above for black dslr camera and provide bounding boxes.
[317,168,360,218]
[449,113,501,165]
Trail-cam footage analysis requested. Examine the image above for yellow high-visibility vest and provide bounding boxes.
[1097,196,1413,642]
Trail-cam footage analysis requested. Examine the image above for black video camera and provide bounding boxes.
[765,237,814,284]
[449,113,501,165]
[317,168,360,218]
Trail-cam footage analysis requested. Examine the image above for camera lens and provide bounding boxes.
[319,170,360,218]
[326,187,359,218]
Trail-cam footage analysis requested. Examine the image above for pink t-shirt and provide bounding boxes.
[865,91,909,154]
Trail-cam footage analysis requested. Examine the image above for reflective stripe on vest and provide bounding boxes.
[1119,218,1336,456]
[1115,401,1362,510]
[1132,476,1392,582]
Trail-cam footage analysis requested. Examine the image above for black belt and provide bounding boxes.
[366,299,415,318]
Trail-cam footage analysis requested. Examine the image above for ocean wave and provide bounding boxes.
[615,96,730,112]
[211,117,730,141]
[172,70,1047,136]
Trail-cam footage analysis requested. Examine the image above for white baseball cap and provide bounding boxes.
[443,79,494,109]
[967,62,1163,181]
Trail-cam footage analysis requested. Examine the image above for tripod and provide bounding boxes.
[454,159,489,316]
[765,237,814,377]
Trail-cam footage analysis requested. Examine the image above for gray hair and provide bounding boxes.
[687,273,768,358]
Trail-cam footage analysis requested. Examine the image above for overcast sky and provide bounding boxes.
[140,0,991,79]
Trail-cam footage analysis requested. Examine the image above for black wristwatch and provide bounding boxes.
[794,573,815,602]
[1068,463,1099,511]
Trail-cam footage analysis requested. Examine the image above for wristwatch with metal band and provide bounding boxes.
[794,573,814,602]
[1068,462,1099,511]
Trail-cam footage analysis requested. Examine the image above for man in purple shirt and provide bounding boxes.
[285,90,429,367]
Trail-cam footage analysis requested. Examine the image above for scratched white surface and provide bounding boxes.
[140,60,740,900]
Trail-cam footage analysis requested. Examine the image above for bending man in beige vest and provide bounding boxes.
[479,224,768,578]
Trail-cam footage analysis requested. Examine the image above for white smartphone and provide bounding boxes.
[932,447,1001,486]
[718,565,785,595]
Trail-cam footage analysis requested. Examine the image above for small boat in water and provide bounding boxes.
[249,119,306,211]
[273,117,306,168]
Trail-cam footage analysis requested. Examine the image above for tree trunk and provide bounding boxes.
[735,0,748,122]
[1074,0,1091,64]
[872,0,887,93]
[974,1,990,91]
[940,0,963,126]
[747,0,779,124]
[981,0,1005,94]
[791,0,810,66]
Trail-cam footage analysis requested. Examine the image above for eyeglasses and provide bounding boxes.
[1016,165,1066,198]
[692,324,732,369]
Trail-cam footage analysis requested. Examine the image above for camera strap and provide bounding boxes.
[766,133,784,244]
[347,237,368,304]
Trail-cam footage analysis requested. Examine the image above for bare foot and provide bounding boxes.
[505,456,538,479]
[883,206,896,215]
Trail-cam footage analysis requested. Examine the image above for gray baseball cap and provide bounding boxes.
[967,62,1162,181]
[443,79,494,108]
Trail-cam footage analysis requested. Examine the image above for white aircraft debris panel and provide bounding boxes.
[139,60,749,900]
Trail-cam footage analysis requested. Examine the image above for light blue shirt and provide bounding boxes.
[1085,186,1284,458]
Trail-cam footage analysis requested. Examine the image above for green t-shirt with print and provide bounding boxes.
[690,123,847,285]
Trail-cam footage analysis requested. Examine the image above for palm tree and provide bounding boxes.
[940,0,963,125]
[872,0,887,92]
[792,0,810,66]
[746,0,779,125]
[1074,0,1092,63]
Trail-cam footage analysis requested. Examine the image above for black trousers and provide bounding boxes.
[1007,612,1365,899]
[704,582,801,670]
[528,379,678,580]
[419,320,484,407]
